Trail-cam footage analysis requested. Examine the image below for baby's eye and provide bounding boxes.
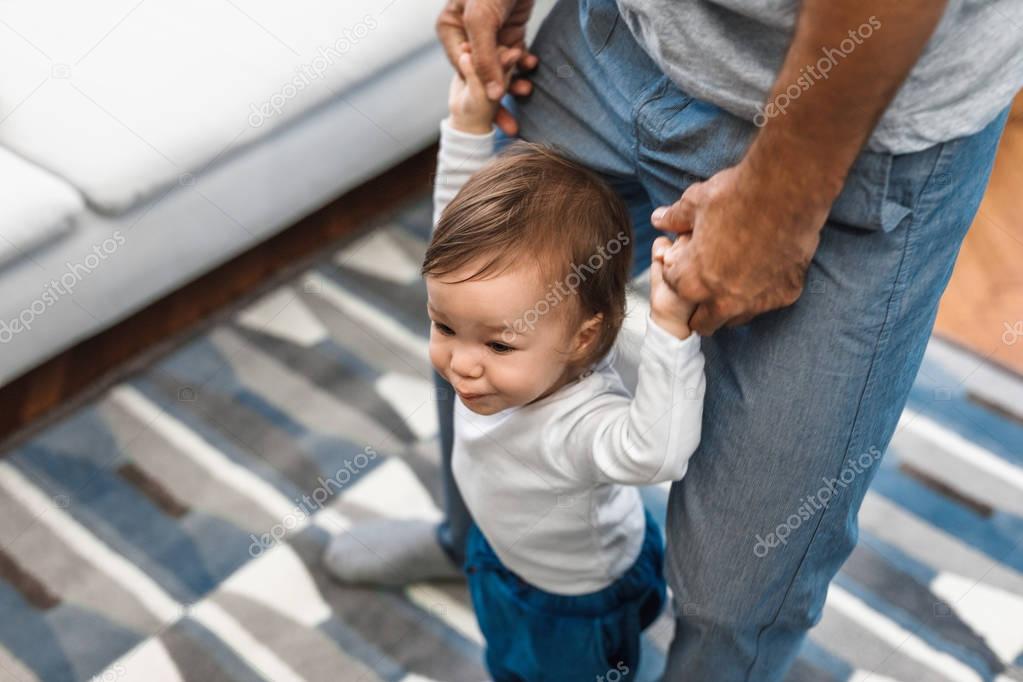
[488,341,514,354]
[433,321,454,335]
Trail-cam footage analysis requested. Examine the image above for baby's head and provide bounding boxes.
[423,142,633,415]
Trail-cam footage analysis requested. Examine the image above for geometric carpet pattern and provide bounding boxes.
[0,195,1021,682]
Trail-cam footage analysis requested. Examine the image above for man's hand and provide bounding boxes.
[652,0,948,336]
[652,163,826,336]
[437,0,539,135]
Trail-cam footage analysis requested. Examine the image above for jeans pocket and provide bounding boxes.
[829,148,912,232]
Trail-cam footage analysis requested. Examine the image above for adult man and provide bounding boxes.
[327,0,1022,678]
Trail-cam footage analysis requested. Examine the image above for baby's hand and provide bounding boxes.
[448,44,522,135]
[649,236,697,340]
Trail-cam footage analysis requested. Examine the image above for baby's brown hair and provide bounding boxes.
[421,141,633,371]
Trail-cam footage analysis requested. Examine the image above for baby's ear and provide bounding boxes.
[572,312,604,355]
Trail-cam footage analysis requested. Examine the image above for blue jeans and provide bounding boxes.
[434,0,1011,678]
[464,509,666,682]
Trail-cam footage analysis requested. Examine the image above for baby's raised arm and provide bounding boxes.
[432,46,523,227]
[432,121,496,228]
[550,311,706,486]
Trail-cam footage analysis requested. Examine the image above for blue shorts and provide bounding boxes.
[463,508,666,682]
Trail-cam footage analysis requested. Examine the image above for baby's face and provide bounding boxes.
[426,258,581,416]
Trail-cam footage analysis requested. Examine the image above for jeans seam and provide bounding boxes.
[741,140,951,681]
[592,11,619,56]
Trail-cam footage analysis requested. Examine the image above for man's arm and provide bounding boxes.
[654,0,949,335]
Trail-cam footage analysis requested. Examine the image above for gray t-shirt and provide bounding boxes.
[615,0,1023,153]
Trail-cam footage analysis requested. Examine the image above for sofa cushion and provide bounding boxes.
[0,148,82,267]
[0,0,445,215]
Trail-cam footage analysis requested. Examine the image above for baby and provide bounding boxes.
[423,47,706,681]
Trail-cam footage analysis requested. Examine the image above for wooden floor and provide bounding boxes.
[934,94,1023,375]
[1,94,1021,445]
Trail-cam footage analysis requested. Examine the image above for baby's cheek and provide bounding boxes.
[427,339,446,375]
[509,356,543,400]
[487,360,515,397]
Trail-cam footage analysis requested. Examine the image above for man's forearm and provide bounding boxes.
[744,0,948,213]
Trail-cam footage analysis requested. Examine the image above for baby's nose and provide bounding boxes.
[450,350,483,378]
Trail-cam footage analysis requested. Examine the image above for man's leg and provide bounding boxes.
[635,95,1010,677]
[517,1,1011,677]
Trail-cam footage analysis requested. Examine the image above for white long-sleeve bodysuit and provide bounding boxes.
[433,118,706,595]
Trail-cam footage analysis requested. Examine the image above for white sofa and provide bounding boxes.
[0,0,474,387]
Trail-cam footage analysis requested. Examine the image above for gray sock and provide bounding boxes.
[322,519,463,586]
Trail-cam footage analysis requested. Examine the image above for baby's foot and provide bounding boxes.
[322,519,463,586]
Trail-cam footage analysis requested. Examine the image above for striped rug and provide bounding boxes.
[1,194,1021,682]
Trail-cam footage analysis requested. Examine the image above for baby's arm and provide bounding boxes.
[432,122,496,227]
[559,314,705,486]
[554,241,706,485]
[432,48,521,227]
